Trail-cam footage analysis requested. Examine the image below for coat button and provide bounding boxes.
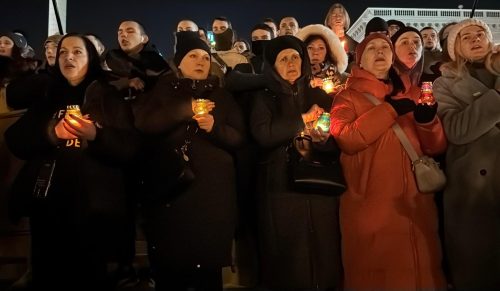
[480,169,487,176]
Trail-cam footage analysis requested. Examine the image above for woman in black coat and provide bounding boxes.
[133,36,245,291]
[4,33,139,291]
[250,35,342,290]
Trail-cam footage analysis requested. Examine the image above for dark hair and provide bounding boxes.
[304,35,333,63]
[54,33,104,84]
[212,16,232,29]
[234,38,250,52]
[252,23,275,38]
[119,19,147,35]
[420,26,437,33]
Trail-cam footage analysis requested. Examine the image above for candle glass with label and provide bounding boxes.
[193,99,210,115]
[65,105,82,125]
[419,82,436,106]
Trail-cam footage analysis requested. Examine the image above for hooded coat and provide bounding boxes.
[250,36,342,289]
[434,63,500,289]
[330,65,447,290]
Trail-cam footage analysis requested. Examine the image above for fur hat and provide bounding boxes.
[295,24,348,73]
[264,35,305,65]
[365,17,388,36]
[356,33,394,65]
[447,18,492,61]
[174,31,211,66]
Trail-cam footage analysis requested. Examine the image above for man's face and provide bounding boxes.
[177,20,198,32]
[279,17,299,36]
[251,29,271,41]
[117,21,148,54]
[264,21,277,38]
[44,41,58,66]
[212,20,229,34]
[421,28,439,50]
[388,25,401,37]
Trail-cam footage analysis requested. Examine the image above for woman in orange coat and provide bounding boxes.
[330,33,447,290]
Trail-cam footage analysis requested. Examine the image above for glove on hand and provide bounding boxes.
[414,103,438,123]
[385,95,416,116]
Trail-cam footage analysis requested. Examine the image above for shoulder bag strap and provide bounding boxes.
[362,93,419,162]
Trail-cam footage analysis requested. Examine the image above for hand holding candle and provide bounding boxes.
[63,113,97,141]
[192,99,215,115]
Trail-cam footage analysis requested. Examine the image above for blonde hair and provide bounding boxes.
[449,32,493,77]
[324,3,351,31]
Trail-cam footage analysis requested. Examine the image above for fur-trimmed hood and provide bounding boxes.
[295,24,348,74]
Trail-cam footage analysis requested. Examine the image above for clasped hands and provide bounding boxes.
[55,114,97,141]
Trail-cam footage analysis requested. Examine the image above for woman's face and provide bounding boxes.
[45,41,58,66]
[178,49,211,80]
[274,48,302,84]
[328,8,345,31]
[307,38,328,65]
[360,38,393,79]
[459,25,490,62]
[0,36,15,57]
[394,31,422,69]
[233,41,247,54]
[58,36,89,86]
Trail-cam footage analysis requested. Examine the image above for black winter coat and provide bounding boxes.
[133,72,245,270]
[4,79,140,289]
[250,65,342,289]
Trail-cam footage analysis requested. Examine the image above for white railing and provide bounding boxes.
[348,7,500,43]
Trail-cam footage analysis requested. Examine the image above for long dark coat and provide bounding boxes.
[133,72,245,272]
[250,65,342,290]
[4,79,139,290]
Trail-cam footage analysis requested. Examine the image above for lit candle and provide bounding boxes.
[194,99,210,115]
[322,78,335,94]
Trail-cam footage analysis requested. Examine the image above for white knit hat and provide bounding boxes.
[447,18,492,61]
[295,24,348,74]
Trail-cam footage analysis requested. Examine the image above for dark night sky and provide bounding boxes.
[0,0,497,58]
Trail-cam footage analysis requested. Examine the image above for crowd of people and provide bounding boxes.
[1,2,500,291]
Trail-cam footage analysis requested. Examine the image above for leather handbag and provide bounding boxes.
[363,93,446,193]
[288,133,346,196]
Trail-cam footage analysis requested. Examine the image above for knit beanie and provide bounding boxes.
[264,35,304,65]
[365,17,389,36]
[0,32,27,49]
[387,20,405,29]
[446,18,492,61]
[356,33,394,65]
[174,31,211,66]
[391,26,422,46]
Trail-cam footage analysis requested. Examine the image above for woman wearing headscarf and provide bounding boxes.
[250,35,342,290]
[296,24,348,95]
[330,33,447,290]
[133,36,245,291]
[433,18,500,290]
[4,33,139,290]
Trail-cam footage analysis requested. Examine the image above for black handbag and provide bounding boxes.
[288,133,346,196]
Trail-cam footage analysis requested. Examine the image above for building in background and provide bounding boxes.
[348,7,500,43]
